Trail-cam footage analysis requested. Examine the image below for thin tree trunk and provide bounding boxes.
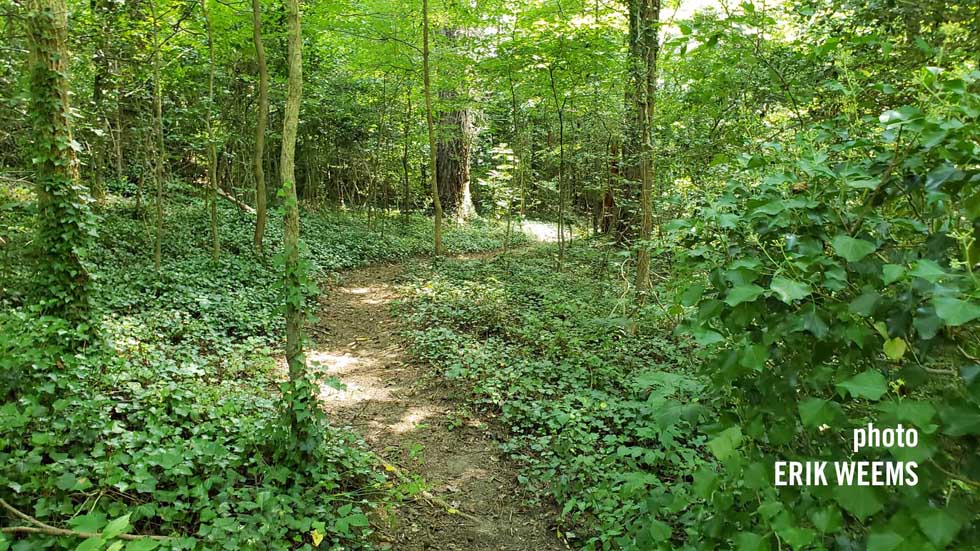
[422,0,444,255]
[90,10,108,204]
[251,0,267,256]
[114,91,124,183]
[202,0,219,263]
[281,0,305,381]
[149,0,166,271]
[634,0,659,293]
[402,91,411,222]
[548,64,566,270]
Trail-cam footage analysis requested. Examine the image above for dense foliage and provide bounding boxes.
[2,0,978,548]
[401,246,709,550]
[0,186,523,550]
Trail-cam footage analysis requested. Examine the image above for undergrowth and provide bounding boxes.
[398,243,712,550]
[0,182,522,550]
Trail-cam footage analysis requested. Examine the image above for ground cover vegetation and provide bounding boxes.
[1,0,978,549]
[1,184,521,550]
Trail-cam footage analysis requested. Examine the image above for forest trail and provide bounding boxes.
[309,257,566,551]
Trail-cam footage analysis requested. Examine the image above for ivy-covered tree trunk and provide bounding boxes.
[26,0,93,325]
[251,0,269,255]
[633,0,659,293]
[422,0,444,255]
[281,0,305,380]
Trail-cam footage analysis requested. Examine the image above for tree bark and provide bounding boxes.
[202,0,219,263]
[401,90,412,221]
[89,0,109,204]
[633,0,659,293]
[149,0,166,271]
[436,102,476,222]
[423,0,444,255]
[281,0,305,380]
[26,0,92,324]
[548,64,566,270]
[251,0,269,254]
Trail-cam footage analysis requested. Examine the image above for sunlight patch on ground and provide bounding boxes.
[308,349,395,405]
[343,285,386,305]
[308,351,359,373]
[389,406,437,433]
[517,220,569,243]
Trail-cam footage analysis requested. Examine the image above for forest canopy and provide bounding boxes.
[1,0,978,549]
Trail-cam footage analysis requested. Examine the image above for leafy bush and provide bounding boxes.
[671,68,979,549]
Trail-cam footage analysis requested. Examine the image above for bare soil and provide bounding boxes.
[310,259,567,551]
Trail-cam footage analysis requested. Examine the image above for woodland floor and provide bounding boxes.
[309,252,567,551]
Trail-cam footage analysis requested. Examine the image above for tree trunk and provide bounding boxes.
[26,0,92,325]
[401,91,411,222]
[202,0,219,263]
[251,0,268,256]
[149,0,166,271]
[548,64,566,270]
[90,1,109,204]
[281,0,305,381]
[422,0,444,255]
[437,103,476,222]
[633,0,660,293]
[617,0,643,243]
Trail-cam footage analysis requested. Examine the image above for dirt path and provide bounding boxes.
[309,259,566,551]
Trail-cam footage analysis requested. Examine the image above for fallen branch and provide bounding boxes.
[379,461,482,524]
[0,498,171,542]
[191,181,256,214]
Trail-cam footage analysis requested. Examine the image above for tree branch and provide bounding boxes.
[0,498,171,542]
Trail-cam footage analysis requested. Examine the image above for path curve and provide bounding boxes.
[310,260,566,551]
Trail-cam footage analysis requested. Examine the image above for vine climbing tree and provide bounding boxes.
[25,0,93,329]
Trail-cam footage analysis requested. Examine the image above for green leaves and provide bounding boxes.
[707,426,743,460]
[909,259,947,282]
[798,398,840,427]
[739,343,769,371]
[881,264,905,285]
[734,532,770,551]
[882,337,907,360]
[833,485,883,520]
[916,509,962,547]
[124,540,160,551]
[808,506,842,533]
[836,370,888,400]
[725,284,765,306]
[831,235,876,262]
[333,504,370,535]
[103,514,131,540]
[770,276,811,303]
[933,296,980,326]
[75,538,105,551]
[866,531,904,551]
